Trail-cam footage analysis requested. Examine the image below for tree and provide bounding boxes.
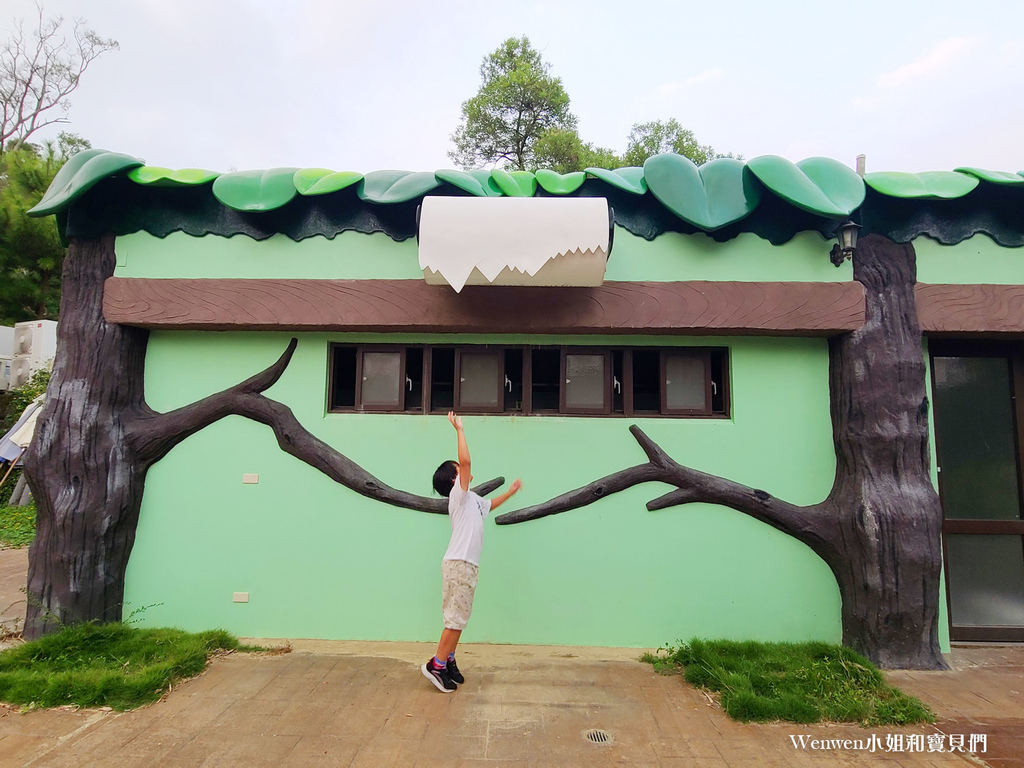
[622,119,716,167]
[497,235,946,670]
[0,140,65,322]
[1,5,118,155]
[449,36,576,171]
[0,133,87,323]
[532,127,619,173]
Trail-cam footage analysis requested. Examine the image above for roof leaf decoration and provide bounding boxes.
[434,169,504,197]
[535,169,586,195]
[357,171,440,203]
[644,154,762,230]
[128,166,219,187]
[28,149,144,216]
[212,168,300,212]
[747,156,865,218]
[865,171,980,199]
[584,167,647,195]
[293,168,364,196]
[491,169,537,197]
[954,167,1024,186]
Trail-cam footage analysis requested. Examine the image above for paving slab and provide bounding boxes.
[0,547,1020,767]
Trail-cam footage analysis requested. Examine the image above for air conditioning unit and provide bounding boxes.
[0,357,10,392]
[11,320,57,388]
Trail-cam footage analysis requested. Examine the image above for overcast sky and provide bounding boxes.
[7,0,1023,175]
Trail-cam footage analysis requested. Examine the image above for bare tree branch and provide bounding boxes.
[495,425,832,549]
[0,5,118,153]
[129,339,504,514]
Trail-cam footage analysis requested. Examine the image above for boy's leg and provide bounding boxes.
[436,628,462,661]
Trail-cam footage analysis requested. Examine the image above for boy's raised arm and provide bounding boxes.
[448,411,471,491]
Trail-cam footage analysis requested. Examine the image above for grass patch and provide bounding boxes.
[0,623,250,710]
[0,502,35,549]
[641,638,934,726]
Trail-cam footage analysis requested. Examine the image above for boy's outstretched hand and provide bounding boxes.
[447,411,463,431]
[490,477,523,511]
[510,479,522,494]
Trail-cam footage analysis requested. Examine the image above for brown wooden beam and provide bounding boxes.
[103,278,866,336]
[917,283,1024,336]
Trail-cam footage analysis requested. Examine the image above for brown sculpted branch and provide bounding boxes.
[501,235,947,671]
[27,233,945,671]
[23,236,500,638]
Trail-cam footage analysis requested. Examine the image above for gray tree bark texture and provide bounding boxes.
[24,234,946,669]
[497,234,946,670]
[22,235,501,639]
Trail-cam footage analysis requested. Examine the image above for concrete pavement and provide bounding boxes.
[0,547,1021,768]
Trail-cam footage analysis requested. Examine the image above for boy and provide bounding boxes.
[422,411,522,693]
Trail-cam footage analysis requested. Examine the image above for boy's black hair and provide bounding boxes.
[432,460,459,497]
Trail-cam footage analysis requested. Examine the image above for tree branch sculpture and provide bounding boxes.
[23,235,500,637]
[498,235,947,671]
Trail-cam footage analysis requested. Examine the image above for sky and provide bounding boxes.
[5,0,1023,175]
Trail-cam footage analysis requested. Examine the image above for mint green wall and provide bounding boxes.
[124,331,843,646]
[915,235,1024,284]
[113,228,853,282]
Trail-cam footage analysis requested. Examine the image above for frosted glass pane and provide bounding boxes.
[460,354,499,408]
[566,354,605,409]
[947,534,1024,626]
[362,352,401,406]
[665,355,705,410]
[933,356,1021,521]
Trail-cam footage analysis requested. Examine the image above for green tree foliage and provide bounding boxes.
[0,134,88,324]
[451,38,736,172]
[449,37,577,171]
[622,119,717,167]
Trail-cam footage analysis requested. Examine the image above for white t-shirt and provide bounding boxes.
[443,479,491,566]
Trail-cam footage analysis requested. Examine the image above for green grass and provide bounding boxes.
[0,623,249,710]
[641,638,934,726]
[0,503,35,548]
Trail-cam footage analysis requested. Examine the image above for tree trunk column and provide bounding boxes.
[827,234,946,669]
[23,235,151,638]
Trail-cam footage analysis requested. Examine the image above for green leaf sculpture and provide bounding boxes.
[643,154,761,230]
[357,171,440,203]
[434,169,504,197]
[535,169,586,195]
[28,149,144,216]
[128,166,220,187]
[212,168,301,212]
[293,168,363,196]
[864,171,979,199]
[747,156,865,218]
[954,168,1024,186]
[490,169,537,197]
[584,167,648,195]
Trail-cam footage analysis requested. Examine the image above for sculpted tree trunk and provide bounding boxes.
[22,236,501,639]
[497,234,946,669]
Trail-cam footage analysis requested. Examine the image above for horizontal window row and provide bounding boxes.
[329,345,729,418]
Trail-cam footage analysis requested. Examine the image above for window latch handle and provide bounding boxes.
[505,375,512,392]
[613,376,621,394]
[406,376,413,391]
[711,381,717,395]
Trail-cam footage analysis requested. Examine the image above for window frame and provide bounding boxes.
[661,348,713,416]
[355,346,406,412]
[455,347,506,414]
[560,347,613,415]
[327,343,729,419]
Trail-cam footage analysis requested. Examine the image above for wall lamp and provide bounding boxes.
[829,221,862,267]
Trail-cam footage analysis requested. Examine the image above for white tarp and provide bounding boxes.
[0,395,44,461]
[418,196,610,293]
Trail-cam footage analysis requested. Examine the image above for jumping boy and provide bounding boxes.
[422,411,522,693]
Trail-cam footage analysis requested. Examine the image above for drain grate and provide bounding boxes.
[583,728,612,745]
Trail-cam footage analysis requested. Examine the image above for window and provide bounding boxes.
[329,343,728,418]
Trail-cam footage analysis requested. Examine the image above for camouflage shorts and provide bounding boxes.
[441,559,479,631]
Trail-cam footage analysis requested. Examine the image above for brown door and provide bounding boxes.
[930,342,1024,642]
